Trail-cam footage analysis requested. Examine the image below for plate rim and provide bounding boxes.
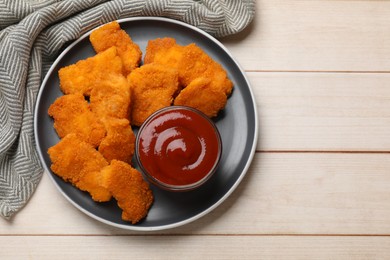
[34,16,259,231]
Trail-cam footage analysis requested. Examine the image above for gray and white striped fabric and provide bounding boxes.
[0,0,255,219]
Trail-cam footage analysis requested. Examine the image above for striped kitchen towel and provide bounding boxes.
[0,0,255,219]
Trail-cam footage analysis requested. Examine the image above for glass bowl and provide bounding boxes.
[135,106,222,192]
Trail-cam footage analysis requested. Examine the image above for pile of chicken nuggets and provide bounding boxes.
[47,21,233,224]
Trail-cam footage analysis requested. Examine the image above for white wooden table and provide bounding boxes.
[2,1,390,259]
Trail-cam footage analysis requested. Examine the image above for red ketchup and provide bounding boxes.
[136,106,222,191]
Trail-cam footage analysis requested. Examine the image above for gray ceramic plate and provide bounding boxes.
[34,17,258,231]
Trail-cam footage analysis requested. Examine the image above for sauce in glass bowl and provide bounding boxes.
[136,106,222,191]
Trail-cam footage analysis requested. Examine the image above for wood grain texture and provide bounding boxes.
[250,72,390,151]
[1,236,390,259]
[2,0,390,258]
[223,1,390,71]
[3,153,390,235]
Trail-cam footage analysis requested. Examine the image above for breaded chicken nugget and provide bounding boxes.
[58,47,123,96]
[144,38,233,96]
[90,21,142,75]
[179,43,233,96]
[174,78,227,118]
[127,63,180,126]
[101,160,153,224]
[48,134,111,202]
[48,94,106,147]
[144,37,177,64]
[90,73,131,121]
[98,118,135,164]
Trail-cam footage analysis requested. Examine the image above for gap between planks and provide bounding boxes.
[1,234,390,237]
[256,150,390,154]
[245,70,390,74]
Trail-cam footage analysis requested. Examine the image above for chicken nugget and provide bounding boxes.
[58,47,123,96]
[98,118,135,164]
[48,134,111,202]
[48,94,106,147]
[90,21,142,75]
[90,73,131,121]
[101,160,153,224]
[174,77,227,118]
[127,63,180,126]
[77,170,112,202]
[179,43,233,96]
[144,37,178,64]
[144,38,233,96]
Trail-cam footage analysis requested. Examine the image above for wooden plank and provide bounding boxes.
[180,153,390,235]
[2,153,390,235]
[1,236,389,259]
[250,72,390,151]
[222,1,390,71]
